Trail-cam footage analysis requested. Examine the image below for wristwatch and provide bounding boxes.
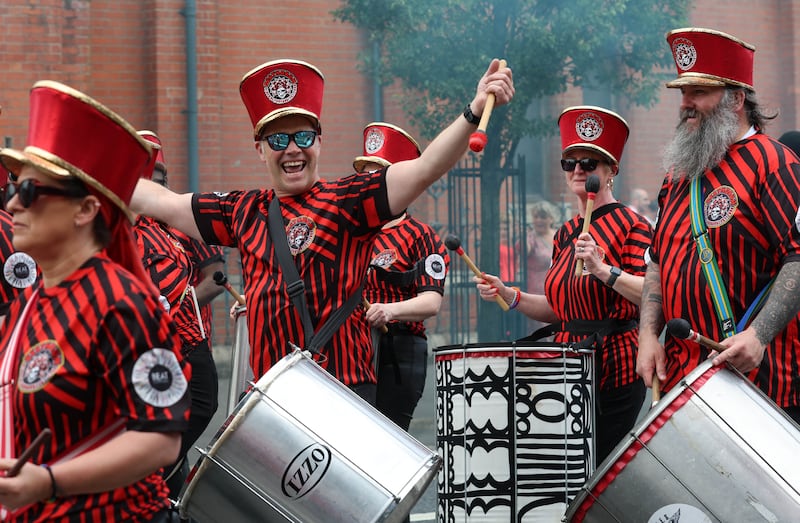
[463,104,481,125]
[606,266,622,287]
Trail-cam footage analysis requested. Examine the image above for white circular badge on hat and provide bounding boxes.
[263,69,298,105]
[575,111,604,142]
[672,37,698,71]
[365,128,386,155]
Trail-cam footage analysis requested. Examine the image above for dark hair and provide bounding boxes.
[732,87,778,130]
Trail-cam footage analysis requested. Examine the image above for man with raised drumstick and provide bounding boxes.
[130,58,513,405]
[637,28,800,424]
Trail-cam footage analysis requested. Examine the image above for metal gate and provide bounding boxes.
[444,154,529,344]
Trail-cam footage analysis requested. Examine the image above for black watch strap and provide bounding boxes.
[463,104,481,125]
[606,266,622,287]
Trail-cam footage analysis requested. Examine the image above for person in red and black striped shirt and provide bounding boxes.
[638,28,800,424]
[0,82,189,523]
[356,123,449,433]
[131,59,513,404]
[136,130,220,502]
[476,106,652,464]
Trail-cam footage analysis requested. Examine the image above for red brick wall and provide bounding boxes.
[1,0,799,343]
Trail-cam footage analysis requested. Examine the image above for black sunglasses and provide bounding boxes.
[560,158,601,172]
[264,130,318,151]
[2,179,88,209]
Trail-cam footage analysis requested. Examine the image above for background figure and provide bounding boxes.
[136,131,219,504]
[476,106,652,464]
[628,187,655,225]
[523,200,558,334]
[129,59,514,406]
[145,139,226,346]
[778,130,800,159]
[0,81,189,522]
[638,28,800,425]
[356,122,449,439]
[498,219,516,281]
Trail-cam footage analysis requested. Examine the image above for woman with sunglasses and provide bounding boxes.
[0,82,189,523]
[475,106,653,465]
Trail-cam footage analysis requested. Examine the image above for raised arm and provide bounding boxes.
[385,59,514,215]
[131,178,201,240]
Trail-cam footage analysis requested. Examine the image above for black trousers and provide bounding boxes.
[595,378,646,465]
[165,339,219,497]
[375,332,428,431]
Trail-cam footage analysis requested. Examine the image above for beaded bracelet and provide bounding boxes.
[508,286,521,309]
[40,464,57,503]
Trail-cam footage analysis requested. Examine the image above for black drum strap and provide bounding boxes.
[268,196,365,356]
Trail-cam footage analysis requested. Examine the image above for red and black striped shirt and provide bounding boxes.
[652,133,800,407]
[545,203,652,390]
[134,216,204,348]
[192,170,395,384]
[2,254,190,522]
[170,229,224,344]
[365,215,449,338]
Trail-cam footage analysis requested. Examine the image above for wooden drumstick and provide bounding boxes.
[213,271,246,306]
[444,234,509,311]
[574,174,601,277]
[469,59,508,152]
[651,375,661,407]
[362,297,388,334]
[4,428,52,478]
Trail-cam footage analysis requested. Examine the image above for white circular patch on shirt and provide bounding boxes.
[132,348,187,408]
[795,206,800,234]
[425,253,446,280]
[4,252,37,289]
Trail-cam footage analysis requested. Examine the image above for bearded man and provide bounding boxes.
[637,28,800,424]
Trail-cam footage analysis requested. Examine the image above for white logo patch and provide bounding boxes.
[364,128,386,155]
[264,69,298,105]
[425,253,446,280]
[132,348,188,408]
[647,503,712,523]
[672,37,698,71]
[795,206,800,234]
[575,111,604,142]
[4,252,37,289]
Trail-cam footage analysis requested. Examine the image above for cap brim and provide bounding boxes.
[353,156,390,173]
[562,145,618,166]
[0,148,71,179]
[254,108,320,140]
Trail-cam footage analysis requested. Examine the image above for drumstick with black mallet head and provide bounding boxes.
[468,59,508,153]
[666,318,728,352]
[213,271,246,306]
[444,234,509,311]
[574,174,601,277]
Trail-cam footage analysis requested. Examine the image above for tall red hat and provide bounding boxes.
[0,81,155,222]
[353,122,421,172]
[137,130,167,177]
[558,106,630,165]
[239,59,324,140]
[666,28,755,90]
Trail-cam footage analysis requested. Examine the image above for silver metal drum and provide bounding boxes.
[180,349,441,523]
[226,305,253,415]
[435,342,595,522]
[564,359,800,522]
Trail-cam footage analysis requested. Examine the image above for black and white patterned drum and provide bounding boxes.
[435,342,595,522]
[564,359,800,522]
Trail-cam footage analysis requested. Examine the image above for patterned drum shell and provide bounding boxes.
[435,342,596,522]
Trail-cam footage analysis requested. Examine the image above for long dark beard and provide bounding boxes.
[662,92,741,181]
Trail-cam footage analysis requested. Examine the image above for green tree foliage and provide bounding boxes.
[334,0,691,163]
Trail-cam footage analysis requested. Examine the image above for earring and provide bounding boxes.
[607,178,614,190]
